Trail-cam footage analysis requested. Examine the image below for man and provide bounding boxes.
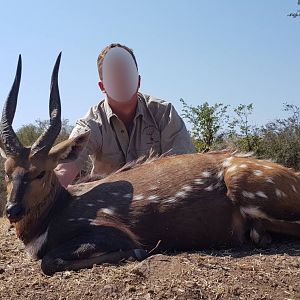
[55,43,195,187]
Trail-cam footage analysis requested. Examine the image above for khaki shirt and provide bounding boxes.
[70,92,195,176]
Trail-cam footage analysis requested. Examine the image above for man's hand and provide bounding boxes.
[55,162,80,188]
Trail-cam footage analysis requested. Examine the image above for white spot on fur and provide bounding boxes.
[291,185,297,193]
[201,171,211,178]
[253,170,263,176]
[149,186,158,191]
[275,189,286,198]
[194,178,205,185]
[266,177,275,184]
[148,195,159,202]
[240,206,269,220]
[99,208,115,216]
[263,165,273,170]
[164,197,177,203]
[182,185,193,192]
[86,203,95,207]
[216,170,224,179]
[123,193,133,199]
[204,184,214,192]
[175,191,187,198]
[111,192,120,196]
[133,194,144,201]
[240,206,300,225]
[25,228,48,259]
[242,191,255,199]
[239,164,248,169]
[256,191,268,199]
[227,165,238,173]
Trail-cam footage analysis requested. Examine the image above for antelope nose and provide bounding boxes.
[6,203,23,219]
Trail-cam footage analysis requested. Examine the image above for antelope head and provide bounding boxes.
[0,54,89,224]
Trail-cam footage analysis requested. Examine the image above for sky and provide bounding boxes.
[0,1,299,130]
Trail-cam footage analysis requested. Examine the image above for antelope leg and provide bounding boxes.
[41,238,147,275]
[249,219,272,249]
[261,218,300,239]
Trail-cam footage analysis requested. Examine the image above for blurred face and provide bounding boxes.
[100,47,139,103]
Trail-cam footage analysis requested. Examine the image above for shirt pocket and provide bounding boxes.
[137,124,161,155]
[135,143,161,157]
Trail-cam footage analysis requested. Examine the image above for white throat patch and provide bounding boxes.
[25,228,49,259]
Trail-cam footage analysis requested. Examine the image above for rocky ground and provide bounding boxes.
[0,217,300,300]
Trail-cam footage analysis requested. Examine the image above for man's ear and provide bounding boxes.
[98,81,105,92]
[138,75,141,90]
[48,131,90,164]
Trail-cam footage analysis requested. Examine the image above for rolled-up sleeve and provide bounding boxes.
[159,103,196,155]
[69,108,102,170]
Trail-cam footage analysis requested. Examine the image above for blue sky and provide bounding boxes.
[0,1,299,130]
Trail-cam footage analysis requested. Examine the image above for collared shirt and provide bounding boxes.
[70,92,196,177]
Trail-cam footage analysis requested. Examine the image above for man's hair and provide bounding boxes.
[97,43,138,80]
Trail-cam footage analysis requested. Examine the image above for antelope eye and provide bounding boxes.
[4,174,11,182]
[36,171,46,179]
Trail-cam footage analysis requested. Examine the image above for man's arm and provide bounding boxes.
[54,107,102,187]
[159,102,196,155]
[54,125,90,187]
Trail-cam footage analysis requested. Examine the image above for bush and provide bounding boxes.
[180,98,229,152]
[181,100,300,170]
[257,104,300,170]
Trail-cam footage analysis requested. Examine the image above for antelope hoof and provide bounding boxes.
[250,228,272,249]
[133,248,148,261]
[41,256,66,276]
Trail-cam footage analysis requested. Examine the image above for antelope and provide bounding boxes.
[1,54,300,276]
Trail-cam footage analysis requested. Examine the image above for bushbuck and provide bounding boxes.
[1,54,300,275]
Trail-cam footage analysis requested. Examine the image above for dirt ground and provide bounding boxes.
[0,218,300,300]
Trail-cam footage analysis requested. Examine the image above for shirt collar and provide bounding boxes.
[103,95,116,123]
[104,92,146,124]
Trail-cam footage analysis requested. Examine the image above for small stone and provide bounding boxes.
[62,271,71,279]
[126,286,136,292]
[102,284,118,294]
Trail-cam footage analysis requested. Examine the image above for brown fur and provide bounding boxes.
[3,138,300,273]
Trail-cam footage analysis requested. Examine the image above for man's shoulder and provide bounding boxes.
[140,93,170,107]
[81,100,105,121]
[71,100,106,134]
[69,100,105,139]
[139,93,173,116]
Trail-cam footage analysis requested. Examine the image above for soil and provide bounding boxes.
[0,217,300,300]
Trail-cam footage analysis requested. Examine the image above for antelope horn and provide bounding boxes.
[0,55,24,156]
[31,52,62,156]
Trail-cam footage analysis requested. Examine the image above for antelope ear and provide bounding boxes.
[48,131,90,164]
